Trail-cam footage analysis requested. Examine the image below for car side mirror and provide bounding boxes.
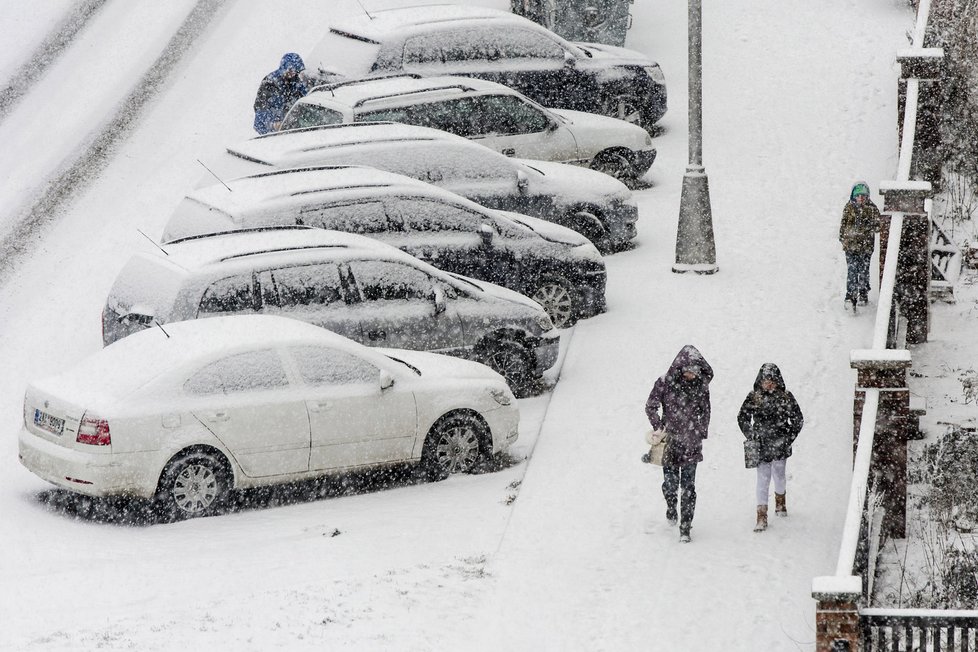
[479,223,494,246]
[119,305,154,326]
[546,119,560,133]
[516,170,529,194]
[431,285,447,315]
[379,369,395,391]
[563,51,577,68]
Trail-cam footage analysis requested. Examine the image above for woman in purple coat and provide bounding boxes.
[645,345,714,543]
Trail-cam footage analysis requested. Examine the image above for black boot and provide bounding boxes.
[679,524,691,543]
[666,505,678,526]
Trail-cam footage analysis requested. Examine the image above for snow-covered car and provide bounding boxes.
[307,4,667,131]
[281,75,656,186]
[20,314,520,519]
[201,122,638,252]
[163,166,606,328]
[102,227,559,392]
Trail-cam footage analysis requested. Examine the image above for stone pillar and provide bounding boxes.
[896,48,944,186]
[879,181,933,345]
[812,577,862,652]
[851,350,912,539]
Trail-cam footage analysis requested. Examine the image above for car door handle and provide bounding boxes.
[501,148,516,157]
[309,401,332,413]
[205,411,229,423]
[367,329,387,341]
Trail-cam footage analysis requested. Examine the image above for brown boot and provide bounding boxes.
[775,492,787,517]
[754,505,768,532]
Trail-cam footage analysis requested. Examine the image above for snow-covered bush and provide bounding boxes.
[916,424,978,530]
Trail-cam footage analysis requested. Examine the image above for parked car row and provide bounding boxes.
[306,4,667,131]
[163,165,607,328]
[203,121,638,253]
[19,2,669,520]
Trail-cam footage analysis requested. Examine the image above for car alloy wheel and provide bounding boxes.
[531,278,576,328]
[422,412,486,478]
[159,450,228,519]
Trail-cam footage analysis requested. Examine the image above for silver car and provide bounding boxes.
[103,228,559,393]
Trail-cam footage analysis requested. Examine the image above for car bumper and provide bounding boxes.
[576,270,607,318]
[484,404,520,453]
[19,429,159,499]
[531,330,561,376]
[604,200,639,247]
[632,148,657,176]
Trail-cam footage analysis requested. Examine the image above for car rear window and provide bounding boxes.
[282,103,344,130]
[308,30,381,78]
[105,254,184,323]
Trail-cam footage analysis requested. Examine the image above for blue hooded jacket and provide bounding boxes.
[253,53,309,135]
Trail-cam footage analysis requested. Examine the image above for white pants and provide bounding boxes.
[756,459,787,506]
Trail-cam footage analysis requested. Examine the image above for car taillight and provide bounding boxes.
[77,414,111,446]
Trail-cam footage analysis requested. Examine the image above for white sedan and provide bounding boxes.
[19,315,519,519]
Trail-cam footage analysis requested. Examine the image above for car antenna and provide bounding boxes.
[137,229,169,256]
[196,158,233,192]
[354,0,375,19]
[153,321,171,338]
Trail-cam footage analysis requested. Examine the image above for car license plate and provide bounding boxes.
[34,409,64,436]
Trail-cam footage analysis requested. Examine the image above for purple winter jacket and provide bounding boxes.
[644,345,714,466]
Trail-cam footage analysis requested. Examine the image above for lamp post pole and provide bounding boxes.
[673,0,718,274]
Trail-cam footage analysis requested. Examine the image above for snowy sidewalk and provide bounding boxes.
[454,1,913,648]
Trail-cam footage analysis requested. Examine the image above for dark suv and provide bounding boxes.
[307,4,667,131]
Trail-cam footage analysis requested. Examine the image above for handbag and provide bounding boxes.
[644,429,668,466]
[744,438,761,469]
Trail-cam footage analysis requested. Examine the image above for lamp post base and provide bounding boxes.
[673,165,717,274]
[672,262,719,274]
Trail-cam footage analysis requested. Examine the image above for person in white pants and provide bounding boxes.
[737,363,804,532]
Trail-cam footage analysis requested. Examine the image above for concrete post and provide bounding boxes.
[851,349,912,539]
[879,181,933,345]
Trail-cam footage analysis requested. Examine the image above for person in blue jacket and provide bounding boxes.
[253,53,308,135]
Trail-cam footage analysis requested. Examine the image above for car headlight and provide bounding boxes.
[489,387,512,406]
[644,65,666,84]
[536,313,555,332]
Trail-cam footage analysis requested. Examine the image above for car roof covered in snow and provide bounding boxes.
[35,315,385,404]
[302,74,524,110]
[185,165,492,217]
[160,226,404,269]
[227,122,470,166]
[329,4,527,42]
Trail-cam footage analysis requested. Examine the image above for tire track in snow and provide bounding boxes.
[0,0,110,121]
[0,0,232,285]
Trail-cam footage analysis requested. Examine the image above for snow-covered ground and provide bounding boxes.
[0,0,941,650]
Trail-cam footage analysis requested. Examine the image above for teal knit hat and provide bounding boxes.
[851,183,870,199]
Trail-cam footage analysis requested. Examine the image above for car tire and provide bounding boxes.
[482,339,534,396]
[156,449,230,520]
[602,91,650,132]
[420,411,487,480]
[592,149,640,188]
[530,276,578,328]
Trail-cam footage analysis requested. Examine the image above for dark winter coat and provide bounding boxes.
[645,345,714,466]
[253,53,309,135]
[737,363,804,463]
[839,184,881,255]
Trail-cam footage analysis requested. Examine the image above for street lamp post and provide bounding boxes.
[673,0,718,274]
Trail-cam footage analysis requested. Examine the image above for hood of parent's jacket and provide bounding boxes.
[665,345,714,385]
